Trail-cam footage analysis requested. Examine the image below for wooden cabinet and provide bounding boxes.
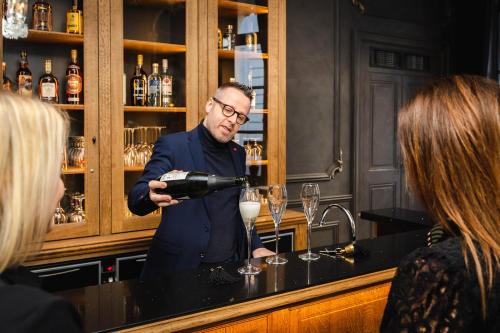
[0,0,291,264]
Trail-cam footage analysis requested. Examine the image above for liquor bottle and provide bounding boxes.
[130,65,146,106]
[66,0,83,34]
[222,25,235,50]
[2,62,13,92]
[160,58,173,107]
[16,51,33,97]
[147,63,161,107]
[32,0,53,31]
[38,59,59,103]
[65,49,83,104]
[154,171,247,200]
[136,54,148,101]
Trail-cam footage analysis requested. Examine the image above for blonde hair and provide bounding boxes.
[0,93,68,272]
[398,75,500,317]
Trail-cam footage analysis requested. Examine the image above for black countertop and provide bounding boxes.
[360,208,432,226]
[58,230,429,332]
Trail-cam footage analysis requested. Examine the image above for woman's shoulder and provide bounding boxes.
[0,283,82,332]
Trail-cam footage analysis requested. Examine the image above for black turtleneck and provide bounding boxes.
[197,123,239,263]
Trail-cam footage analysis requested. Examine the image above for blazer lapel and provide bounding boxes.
[187,126,207,172]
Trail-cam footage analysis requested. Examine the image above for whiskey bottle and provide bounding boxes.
[66,0,83,34]
[137,54,148,101]
[2,62,13,92]
[38,59,59,103]
[130,65,146,106]
[160,58,173,107]
[222,25,235,50]
[32,0,53,31]
[65,49,83,104]
[154,171,247,200]
[147,63,161,107]
[16,51,33,97]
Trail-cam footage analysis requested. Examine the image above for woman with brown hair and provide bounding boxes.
[0,93,82,332]
[381,75,499,332]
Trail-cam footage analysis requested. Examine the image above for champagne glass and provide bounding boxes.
[238,187,262,275]
[266,184,288,265]
[298,183,320,261]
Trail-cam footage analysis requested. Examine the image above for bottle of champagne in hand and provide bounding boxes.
[154,171,247,200]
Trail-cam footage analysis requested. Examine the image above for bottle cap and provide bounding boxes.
[162,58,168,69]
[45,59,52,73]
[70,49,78,61]
[137,54,144,66]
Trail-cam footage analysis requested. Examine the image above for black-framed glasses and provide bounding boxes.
[212,97,249,125]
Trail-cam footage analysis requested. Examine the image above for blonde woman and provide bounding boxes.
[0,93,82,332]
[381,75,499,332]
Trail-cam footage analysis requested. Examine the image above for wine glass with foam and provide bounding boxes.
[238,187,262,275]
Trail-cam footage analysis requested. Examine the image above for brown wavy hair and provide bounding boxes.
[398,75,500,317]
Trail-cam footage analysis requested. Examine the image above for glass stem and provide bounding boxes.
[274,222,279,256]
[307,222,312,255]
[247,226,252,268]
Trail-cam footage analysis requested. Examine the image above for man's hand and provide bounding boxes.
[148,170,184,207]
[252,247,275,258]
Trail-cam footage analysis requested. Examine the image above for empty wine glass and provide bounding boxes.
[266,184,288,265]
[238,187,262,275]
[298,183,320,261]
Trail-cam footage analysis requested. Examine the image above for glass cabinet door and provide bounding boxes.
[1,0,99,240]
[213,0,282,189]
[111,0,196,233]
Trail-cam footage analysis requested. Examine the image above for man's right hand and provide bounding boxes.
[148,179,181,207]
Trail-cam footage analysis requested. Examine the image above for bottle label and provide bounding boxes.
[148,80,160,94]
[161,77,172,96]
[66,74,82,94]
[41,82,56,98]
[18,75,33,96]
[67,13,80,33]
[159,171,188,182]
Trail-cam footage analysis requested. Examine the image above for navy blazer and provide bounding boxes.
[128,126,263,276]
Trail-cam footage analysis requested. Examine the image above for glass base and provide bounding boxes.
[266,255,288,265]
[238,264,262,275]
[298,252,320,261]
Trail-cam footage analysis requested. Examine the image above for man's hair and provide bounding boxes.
[398,74,500,318]
[217,81,253,101]
[0,92,69,272]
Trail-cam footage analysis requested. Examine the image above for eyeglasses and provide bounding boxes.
[212,97,249,125]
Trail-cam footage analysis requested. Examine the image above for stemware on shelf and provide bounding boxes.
[238,187,262,275]
[298,183,320,261]
[266,184,288,265]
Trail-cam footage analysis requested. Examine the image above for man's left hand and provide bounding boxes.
[252,247,275,258]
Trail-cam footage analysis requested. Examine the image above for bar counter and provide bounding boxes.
[58,229,429,332]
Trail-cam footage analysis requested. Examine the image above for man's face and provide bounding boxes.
[203,87,250,143]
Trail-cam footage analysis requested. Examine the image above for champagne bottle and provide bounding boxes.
[154,171,247,199]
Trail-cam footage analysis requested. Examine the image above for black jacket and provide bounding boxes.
[0,266,82,333]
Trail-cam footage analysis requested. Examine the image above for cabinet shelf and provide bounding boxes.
[246,159,268,166]
[19,29,84,45]
[125,0,185,6]
[124,39,186,54]
[124,106,187,112]
[63,167,85,175]
[218,0,268,16]
[124,166,145,172]
[218,49,268,59]
[55,104,84,111]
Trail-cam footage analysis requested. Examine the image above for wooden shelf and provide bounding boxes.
[63,167,85,175]
[125,0,185,6]
[218,0,268,16]
[16,30,84,45]
[124,39,186,54]
[218,49,268,59]
[246,159,268,166]
[55,104,84,111]
[124,106,187,113]
[124,166,145,172]
[251,108,268,114]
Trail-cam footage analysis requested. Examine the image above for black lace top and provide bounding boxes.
[380,237,499,332]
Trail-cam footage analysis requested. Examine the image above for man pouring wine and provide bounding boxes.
[128,82,274,279]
